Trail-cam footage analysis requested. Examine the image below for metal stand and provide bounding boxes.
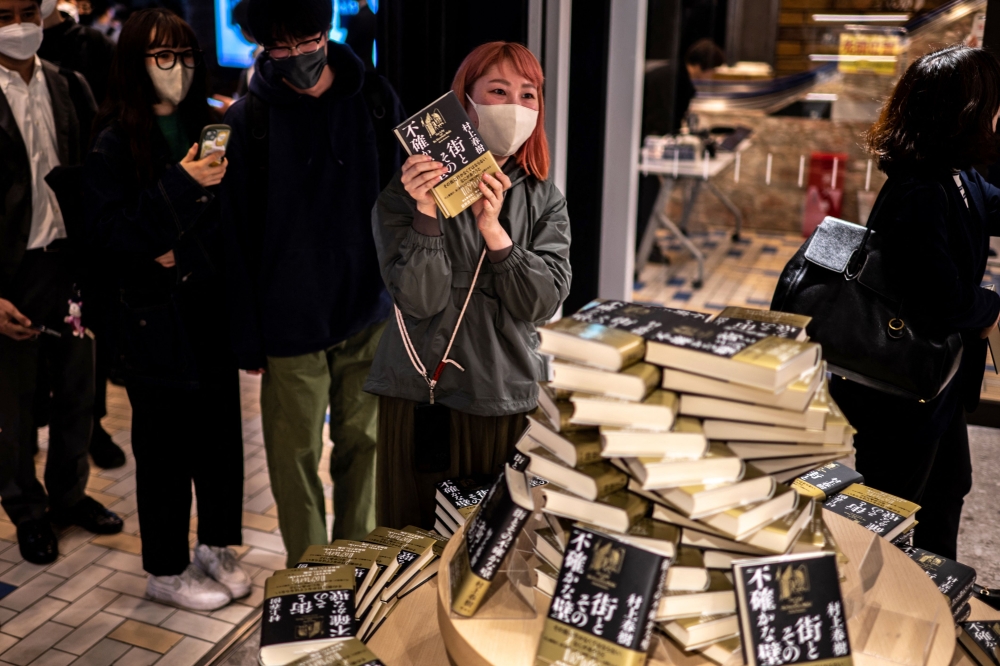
[635,172,744,290]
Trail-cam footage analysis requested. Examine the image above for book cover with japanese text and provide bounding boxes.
[732,552,852,666]
[393,91,502,218]
[534,525,670,666]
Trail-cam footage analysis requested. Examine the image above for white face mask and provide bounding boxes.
[41,0,57,18]
[466,94,538,157]
[147,61,193,106]
[0,22,43,61]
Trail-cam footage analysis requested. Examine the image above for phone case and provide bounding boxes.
[199,124,231,165]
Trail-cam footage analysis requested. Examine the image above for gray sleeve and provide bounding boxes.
[372,179,453,319]
[490,183,572,323]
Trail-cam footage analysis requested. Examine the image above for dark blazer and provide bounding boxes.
[876,167,1000,412]
[0,60,95,295]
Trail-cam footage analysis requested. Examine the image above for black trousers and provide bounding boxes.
[127,360,244,576]
[830,376,972,559]
[0,250,93,525]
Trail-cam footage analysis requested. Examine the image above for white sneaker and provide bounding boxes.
[194,543,252,599]
[147,564,232,611]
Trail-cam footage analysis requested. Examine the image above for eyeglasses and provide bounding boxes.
[146,49,202,71]
[264,37,323,61]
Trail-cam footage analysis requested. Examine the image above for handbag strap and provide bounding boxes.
[395,248,488,405]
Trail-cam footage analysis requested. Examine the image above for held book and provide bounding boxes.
[570,390,679,432]
[900,546,976,616]
[823,483,919,542]
[733,552,852,666]
[960,621,1000,666]
[534,525,671,666]
[284,638,384,666]
[392,91,501,218]
[600,417,708,459]
[449,465,534,617]
[791,461,864,501]
[435,477,490,527]
[260,566,359,666]
[538,318,646,372]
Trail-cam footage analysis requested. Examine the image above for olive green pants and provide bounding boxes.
[260,320,386,566]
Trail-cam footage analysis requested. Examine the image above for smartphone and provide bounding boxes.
[206,97,225,109]
[199,124,231,166]
[28,323,61,338]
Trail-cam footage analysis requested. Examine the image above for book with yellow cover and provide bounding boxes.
[657,571,735,620]
[823,483,919,541]
[744,491,813,554]
[656,464,775,519]
[661,364,824,413]
[526,414,603,467]
[296,542,399,607]
[698,483,798,540]
[600,416,707,459]
[626,442,743,490]
[661,613,739,650]
[539,485,649,534]
[284,638,384,666]
[715,306,811,341]
[392,91,501,218]
[550,361,661,402]
[569,389,678,432]
[521,444,628,501]
[663,546,708,592]
[538,317,646,372]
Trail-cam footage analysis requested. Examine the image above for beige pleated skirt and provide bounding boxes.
[376,395,528,530]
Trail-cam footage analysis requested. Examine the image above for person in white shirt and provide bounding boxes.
[0,0,123,566]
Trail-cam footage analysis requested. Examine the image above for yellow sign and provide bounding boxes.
[838,32,902,75]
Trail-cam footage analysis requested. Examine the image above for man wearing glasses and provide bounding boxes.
[0,0,123,565]
[221,0,403,564]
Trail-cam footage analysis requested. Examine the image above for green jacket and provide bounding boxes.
[364,163,572,416]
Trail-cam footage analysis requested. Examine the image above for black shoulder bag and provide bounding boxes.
[770,181,963,402]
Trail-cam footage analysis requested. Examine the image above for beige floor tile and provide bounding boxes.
[0,542,22,564]
[0,561,49,587]
[52,587,119,627]
[0,622,73,666]
[264,504,278,518]
[95,551,145,577]
[49,564,115,603]
[242,472,270,500]
[108,619,184,654]
[152,637,213,666]
[0,633,18,655]
[0,607,16,624]
[250,568,272,586]
[160,609,233,642]
[47,544,109,578]
[122,515,141,536]
[0,524,15,544]
[99,572,148,598]
[0,573,65,611]
[104,594,174,625]
[1,597,68,637]
[230,544,250,559]
[54,528,94,555]
[54,611,126,655]
[240,529,284,555]
[242,488,275,514]
[70,638,130,666]
[91,534,142,556]
[208,603,254,624]
[85,476,114,492]
[102,476,137,499]
[84,491,121,510]
[107,496,137,518]
[244,586,264,608]
[113,647,159,666]
[239,548,285,572]
[241,512,278,533]
[24,649,76,666]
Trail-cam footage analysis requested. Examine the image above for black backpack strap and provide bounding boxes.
[245,92,270,279]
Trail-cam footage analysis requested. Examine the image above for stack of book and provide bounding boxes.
[434,477,490,538]
[522,300,874,663]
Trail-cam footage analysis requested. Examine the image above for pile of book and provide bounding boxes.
[434,477,490,538]
[512,300,939,665]
[258,525,447,664]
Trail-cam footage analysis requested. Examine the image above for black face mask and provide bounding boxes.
[271,47,327,90]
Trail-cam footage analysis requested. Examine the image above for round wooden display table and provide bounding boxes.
[429,512,956,666]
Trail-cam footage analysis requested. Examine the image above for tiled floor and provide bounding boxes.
[0,374,314,666]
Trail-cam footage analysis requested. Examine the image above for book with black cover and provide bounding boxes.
[392,91,501,218]
[960,621,1000,666]
[435,477,490,526]
[296,541,400,606]
[714,307,810,341]
[823,484,919,541]
[285,638,384,666]
[450,464,534,617]
[260,566,359,666]
[358,529,439,615]
[733,552,852,666]
[792,461,864,501]
[534,525,671,666]
[900,546,976,617]
[571,299,712,332]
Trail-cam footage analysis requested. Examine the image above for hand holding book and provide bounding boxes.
[472,171,514,253]
[401,155,448,218]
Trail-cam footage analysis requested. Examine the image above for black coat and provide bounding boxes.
[39,16,115,105]
[856,168,1000,422]
[0,60,94,297]
[84,122,232,388]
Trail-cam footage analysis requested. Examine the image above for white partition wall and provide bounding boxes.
[598,0,647,301]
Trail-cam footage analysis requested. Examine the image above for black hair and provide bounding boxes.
[246,0,331,46]
[685,39,725,71]
[94,8,209,185]
[866,45,1000,174]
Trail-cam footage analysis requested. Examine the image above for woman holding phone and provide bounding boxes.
[366,42,572,528]
[85,8,248,610]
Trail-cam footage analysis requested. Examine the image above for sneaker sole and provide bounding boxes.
[146,587,231,611]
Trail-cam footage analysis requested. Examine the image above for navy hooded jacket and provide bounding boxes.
[221,42,400,369]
